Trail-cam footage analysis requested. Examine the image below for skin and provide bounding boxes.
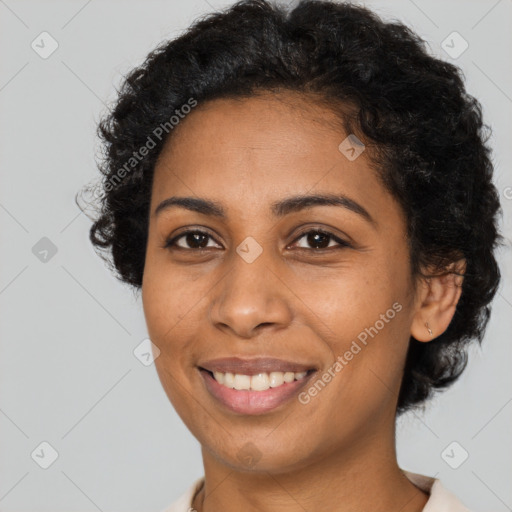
[141,91,465,512]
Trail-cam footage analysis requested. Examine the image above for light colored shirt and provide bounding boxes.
[161,470,472,511]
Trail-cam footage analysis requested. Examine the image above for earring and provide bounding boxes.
[425,322,433,337]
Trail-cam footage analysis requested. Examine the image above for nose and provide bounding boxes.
[208,250,293,339]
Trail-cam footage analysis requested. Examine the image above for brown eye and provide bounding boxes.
[163,228,351,253]
[291,229,351,251]
[164,230,220,250]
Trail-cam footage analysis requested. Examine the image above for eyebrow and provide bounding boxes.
[154,193,376,226]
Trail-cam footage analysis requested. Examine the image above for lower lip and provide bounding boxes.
[199,369,314,415]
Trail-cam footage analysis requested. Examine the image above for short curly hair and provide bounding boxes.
[82,0,503,413]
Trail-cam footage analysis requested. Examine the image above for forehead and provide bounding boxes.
[151,92,388,218]
[158,92,346,161]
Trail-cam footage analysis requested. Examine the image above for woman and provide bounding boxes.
[85,0,502,510]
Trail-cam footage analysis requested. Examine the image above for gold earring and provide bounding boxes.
[425,322,433,336]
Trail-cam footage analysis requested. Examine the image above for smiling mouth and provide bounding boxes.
[198,366,317,415]
[199,368,314,391]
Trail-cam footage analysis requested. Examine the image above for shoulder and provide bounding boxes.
[403,470,473,512]
[159,477,204,512]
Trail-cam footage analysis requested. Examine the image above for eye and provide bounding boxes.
[289,228,351,251]
[163,228,351,252]
[164,230,221,250]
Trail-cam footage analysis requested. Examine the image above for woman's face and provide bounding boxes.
[142,92,421,472]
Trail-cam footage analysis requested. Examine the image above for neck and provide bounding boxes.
[192,425,428,512]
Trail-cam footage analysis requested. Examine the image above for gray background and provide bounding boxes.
[0,0,511,510]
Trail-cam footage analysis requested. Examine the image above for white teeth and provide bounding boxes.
[251,373,270,391]
[213,371,225,385]
[283,372,295,383]
[224,372,235,388]
[211,370,309,391]
[269,371,284,388]
[233,374,251,390]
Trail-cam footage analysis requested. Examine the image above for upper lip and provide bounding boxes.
[199,357,316,376]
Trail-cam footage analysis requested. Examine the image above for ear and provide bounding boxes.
[411,259,466,342]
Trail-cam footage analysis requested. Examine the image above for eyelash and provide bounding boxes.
[163,227,352,253]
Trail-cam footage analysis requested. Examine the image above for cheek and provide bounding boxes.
[299,260,406,338]
[142,270,201,418]
[142,258,202,342]
[301,252,412,388]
